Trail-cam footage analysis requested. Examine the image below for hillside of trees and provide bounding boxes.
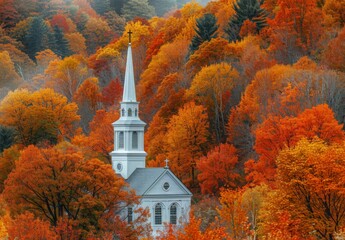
[0,0,345,238]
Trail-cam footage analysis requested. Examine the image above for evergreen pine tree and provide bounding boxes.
[224,0,268,42]
[24,17,50,61]
[149,0,176,16]
[36,0,58,18]
[190,13,218,54]
[52,25,71,58]
[110,0,125,14]
[121,0,156,21]
[0,125,15,153]
[91,0,111,15]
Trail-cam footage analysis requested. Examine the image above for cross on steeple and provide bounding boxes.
[128,30,133,44]
[164,159,169,169]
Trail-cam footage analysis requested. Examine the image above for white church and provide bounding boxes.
[110,40,192,236]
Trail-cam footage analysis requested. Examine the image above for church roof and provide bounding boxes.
[122,43,136,102]
[126,168,192,196]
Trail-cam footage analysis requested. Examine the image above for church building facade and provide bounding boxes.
[110,41,192,236]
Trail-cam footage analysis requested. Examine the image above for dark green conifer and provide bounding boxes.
[110,0,125,14]
[224,0,268,42]
[121,0,155,21]
[149,0,176,16]
[52,25,71,58]
[24,17,50,61]
[0,125,16,153]
[91,0,111,15]
[189,13,218,54]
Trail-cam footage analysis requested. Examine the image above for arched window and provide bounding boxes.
[170,203,177,224]
[132,132,138,149]
[154,203,162,225]
[128,207,133,223]
[118,132,124,149]
[128,108,132,117]
[121,108,125,116]
[135,108,138,116]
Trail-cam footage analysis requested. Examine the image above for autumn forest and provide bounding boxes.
[0,0,345,239]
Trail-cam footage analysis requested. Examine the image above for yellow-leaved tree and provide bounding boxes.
[0,88,79,145]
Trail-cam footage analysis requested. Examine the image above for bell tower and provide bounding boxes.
[111,33,147,179]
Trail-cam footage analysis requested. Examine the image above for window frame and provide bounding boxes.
[170,203,177,224]
[128,207,133,223]
[132,131,138,149]
[154,203,162,225]
[118,132,124,149]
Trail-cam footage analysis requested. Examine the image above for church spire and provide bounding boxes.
[122,30,136,102]
[111,30,147,179]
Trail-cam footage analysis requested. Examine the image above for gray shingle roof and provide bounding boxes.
[126,168,166,195]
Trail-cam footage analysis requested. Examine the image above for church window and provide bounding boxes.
[132,132,138,149]
[135,108,138,116]
[170,203,177,224]
[122,108,125,116]
[163,182,170,191]
[154,203,162,225]
[128,207,133,223]
[128,108,132,116]
[119,132,124,149]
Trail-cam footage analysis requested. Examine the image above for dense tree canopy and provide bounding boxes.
[0,0,344,238]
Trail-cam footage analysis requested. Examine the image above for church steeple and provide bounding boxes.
[111,38,147,180]
[122,43,136,102]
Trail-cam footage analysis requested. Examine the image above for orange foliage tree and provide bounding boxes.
[138,38,189,122]
[157,214,229,240]
[227,65,292,161]
[268,0,324,63]
[218,189,250,239]
[186,37,237,77]
[65,32,87,55]
[0,51,20,89]
[197,144,240,195]
[166,102,209,188]
[227,64,345,166]
[100,78,123,109]
[247,104,345,185]
[258,188,308,239]
[35,49,59,76]
[73,77,102,132]
[0,0,18,29]
[219,185,270,239]
[188,62,239,142]
[0,88,79,145]
[3,143,143,238]
[72,109,119,163]
[83,17,113,54]
[276,139,345,239]
[5,212,57,240]
[323,0,345,28]
[0,43,35,83]
[0,145,20,192]
[45,55,91,101]
[322,26,345,72]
